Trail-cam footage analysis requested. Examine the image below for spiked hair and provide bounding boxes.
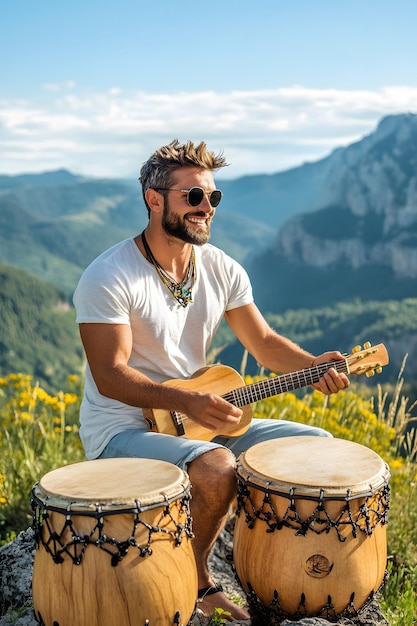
[139,139,228,215]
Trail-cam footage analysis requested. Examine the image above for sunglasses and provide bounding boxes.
[155,186,222,208]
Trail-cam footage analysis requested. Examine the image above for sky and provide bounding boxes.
[1,0,417,181]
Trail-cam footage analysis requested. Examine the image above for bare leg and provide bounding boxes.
[187,448,249,621]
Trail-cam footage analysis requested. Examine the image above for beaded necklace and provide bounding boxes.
[141,231,196,308]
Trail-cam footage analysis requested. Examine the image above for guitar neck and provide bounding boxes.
[222,360,348,408]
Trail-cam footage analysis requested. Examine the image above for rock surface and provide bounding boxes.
[0,522,389,626]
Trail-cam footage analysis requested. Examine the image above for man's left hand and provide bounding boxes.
[311,351,350,395]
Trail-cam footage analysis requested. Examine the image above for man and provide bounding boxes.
[73,139,349,621]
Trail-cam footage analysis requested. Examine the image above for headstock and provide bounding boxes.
[346,342,389,377]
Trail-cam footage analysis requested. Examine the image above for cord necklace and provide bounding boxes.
[141,231,196,308]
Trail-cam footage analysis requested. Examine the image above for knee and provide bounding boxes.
[188,448,237,498]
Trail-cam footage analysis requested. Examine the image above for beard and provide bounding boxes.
[161,199,213,245]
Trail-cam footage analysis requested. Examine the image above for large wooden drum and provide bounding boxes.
[233,437,390,620]
[31,458,198,626]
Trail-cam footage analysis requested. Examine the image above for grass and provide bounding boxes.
[0,363,416,625]
[0,373,86,540]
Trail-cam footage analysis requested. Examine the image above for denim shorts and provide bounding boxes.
[98,418,331,470]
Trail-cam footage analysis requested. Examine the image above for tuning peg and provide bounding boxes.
[352,345,362,353]
[365,370,375,377]
[364,341,372,349]
[376,366,383,374]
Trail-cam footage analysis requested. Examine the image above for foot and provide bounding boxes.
[197,584,250,622]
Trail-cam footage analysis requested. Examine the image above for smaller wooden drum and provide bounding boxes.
[233,437,390,620]
[31,458,198,626]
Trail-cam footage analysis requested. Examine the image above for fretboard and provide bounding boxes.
[222,360,347,408]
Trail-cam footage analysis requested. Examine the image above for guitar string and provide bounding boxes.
[171,361,349,423]
[168,350,383,425]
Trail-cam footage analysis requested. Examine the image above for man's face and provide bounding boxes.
[161,167,217,245]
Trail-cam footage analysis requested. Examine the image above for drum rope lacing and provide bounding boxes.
[236,475,390,541]
[31,488,194,567]
[240,581,383,623]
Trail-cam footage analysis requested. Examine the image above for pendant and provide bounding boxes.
[174,287,193,307]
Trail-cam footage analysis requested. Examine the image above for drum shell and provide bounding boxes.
[32,458,198,626]
[233,437,390,617]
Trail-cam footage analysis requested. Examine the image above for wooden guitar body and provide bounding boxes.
[143,365,253,440]
[143,343,388,441]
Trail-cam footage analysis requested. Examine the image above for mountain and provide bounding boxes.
[0,171,273,295]
[0,174,146,294]
[0,169,83,189]
[3,113,417,305]
[1,113,417,388]
[219,160,331,229]
[221,113,417,233]
[249,113,417,312]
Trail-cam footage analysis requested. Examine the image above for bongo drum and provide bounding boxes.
[31,458,198,626]
[233,437,390,620]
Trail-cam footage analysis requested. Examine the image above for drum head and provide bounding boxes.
[239,436,390,498]
[34,458,190,512]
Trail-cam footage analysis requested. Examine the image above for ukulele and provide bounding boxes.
[142,342,389,441]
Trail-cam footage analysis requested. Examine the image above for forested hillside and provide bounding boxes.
[0,172,273,296]
[0,265,83,391]
[0,176,146,294]
[1,263,415,394]
[218,299,417,392]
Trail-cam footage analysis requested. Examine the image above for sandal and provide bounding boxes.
[197,582,224,599]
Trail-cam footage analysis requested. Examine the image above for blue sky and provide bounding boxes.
[1,0,417,179]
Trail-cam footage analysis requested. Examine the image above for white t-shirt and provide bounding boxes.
[73,238,254,459]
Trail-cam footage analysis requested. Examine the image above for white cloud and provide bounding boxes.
[0,85,416,179]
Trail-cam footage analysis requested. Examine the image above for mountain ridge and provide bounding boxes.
[1,113,417,386]
[1,113,417,306]
[249,112,417,311]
